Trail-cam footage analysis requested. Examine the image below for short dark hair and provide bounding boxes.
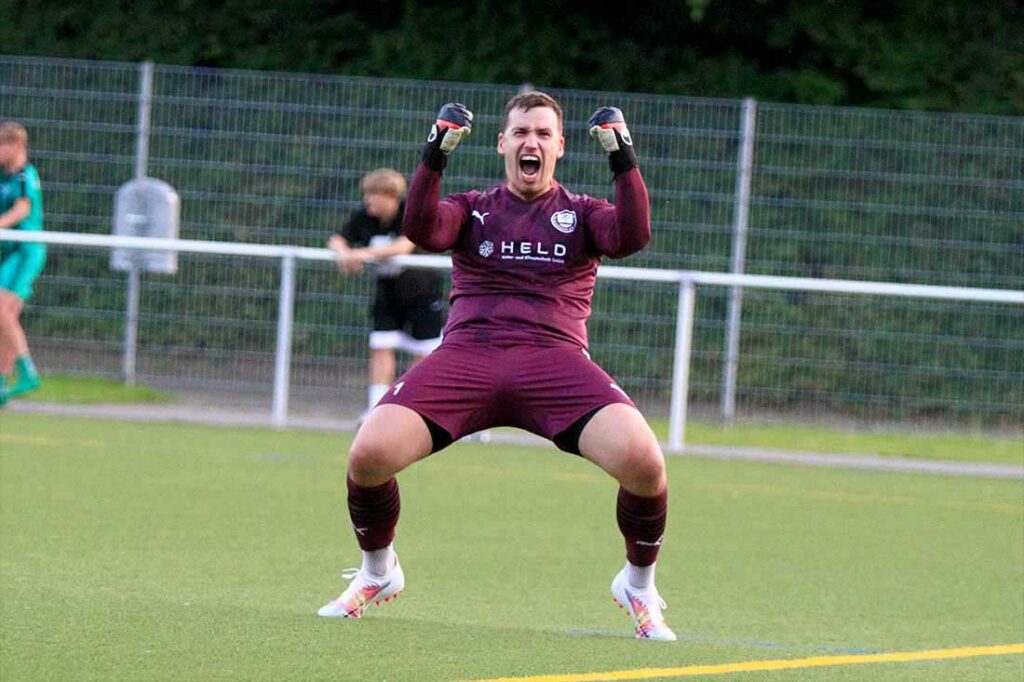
[503,91,563,132]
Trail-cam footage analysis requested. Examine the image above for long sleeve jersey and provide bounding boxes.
[403,164,650,349]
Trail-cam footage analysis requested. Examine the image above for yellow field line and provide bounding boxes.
[463,643,1024,682]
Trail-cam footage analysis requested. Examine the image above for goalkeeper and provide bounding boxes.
[0,121,45,405]
[319,92,675,640]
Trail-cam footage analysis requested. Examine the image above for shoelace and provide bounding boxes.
[633,587,669,612]
[340,567,387,588]
[644,595,669,616]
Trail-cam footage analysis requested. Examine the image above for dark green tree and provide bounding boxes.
[1,0,1020,112]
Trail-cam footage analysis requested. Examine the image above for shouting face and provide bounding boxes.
[498,105,564,201]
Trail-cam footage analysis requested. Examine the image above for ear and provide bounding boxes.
[556,134,565,159]
[497,131,506,156]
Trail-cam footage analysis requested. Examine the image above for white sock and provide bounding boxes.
[626,561,656,589]
[368,383,389,410]
[362,544,394,577]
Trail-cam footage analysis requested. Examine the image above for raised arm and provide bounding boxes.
[403,164,467,252]
[403,103,474,253]
[586,168,651,258]
[587,107,651,258]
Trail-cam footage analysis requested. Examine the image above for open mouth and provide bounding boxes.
[519,154,541,178]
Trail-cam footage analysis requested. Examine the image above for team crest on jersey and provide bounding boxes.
[550,210,577,234]
[479,240,495,257]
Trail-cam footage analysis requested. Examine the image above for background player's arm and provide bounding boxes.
[326,234,351,252]
[327,234,364,275]
[0,198,30,229]
[0,196,45,299]
[404,103,473,253]
[345,235,418,262]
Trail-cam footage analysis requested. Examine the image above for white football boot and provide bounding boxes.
[318,556,405,618]
[611,566,677,640]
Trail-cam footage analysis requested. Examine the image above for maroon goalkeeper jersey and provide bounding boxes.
[404,165,650,349]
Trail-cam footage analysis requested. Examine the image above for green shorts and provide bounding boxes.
[0,246,47,301]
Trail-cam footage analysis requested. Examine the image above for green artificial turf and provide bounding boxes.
[13,373,172,405]
[10,374,1021,465]
[1,413,1022,681]
[649,419,1024,466]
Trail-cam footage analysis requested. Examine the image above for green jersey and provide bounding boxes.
[0,163,46,300]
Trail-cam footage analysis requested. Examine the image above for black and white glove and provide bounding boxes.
[588,106,638,178]
[422,102,473,172]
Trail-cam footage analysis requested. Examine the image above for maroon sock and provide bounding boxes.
[617,486,668,567]
[347,475,400,551]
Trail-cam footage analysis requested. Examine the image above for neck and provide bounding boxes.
[506,181,553,202]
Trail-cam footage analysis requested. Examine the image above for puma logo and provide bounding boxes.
[635,535,663,547]
[472,210,490,225]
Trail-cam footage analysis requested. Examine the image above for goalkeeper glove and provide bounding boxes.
[588,106,638,178]
[422,102,473,172]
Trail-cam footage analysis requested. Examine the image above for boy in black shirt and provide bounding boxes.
[327,169,444,419]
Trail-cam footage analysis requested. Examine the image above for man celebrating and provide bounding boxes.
[319,92,675,640]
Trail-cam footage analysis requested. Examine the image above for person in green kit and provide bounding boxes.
[0,121,45,405]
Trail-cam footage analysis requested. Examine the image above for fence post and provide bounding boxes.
[668,279,697,453]
[123,60,154,386]
[721,96,757,422]
[272,254,297,429]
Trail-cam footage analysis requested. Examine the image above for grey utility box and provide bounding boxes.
[110,177,180,274]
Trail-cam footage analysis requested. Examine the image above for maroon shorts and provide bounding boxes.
[377,339,636,450]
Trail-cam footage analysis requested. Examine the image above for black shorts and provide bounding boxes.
[371,277,444,352]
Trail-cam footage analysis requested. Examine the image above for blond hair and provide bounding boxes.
[360,168,407,198]
[0,121,28,146]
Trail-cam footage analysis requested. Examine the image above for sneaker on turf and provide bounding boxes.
[8,373,40,398]
[611,566,677,641]
[317,556,404,618]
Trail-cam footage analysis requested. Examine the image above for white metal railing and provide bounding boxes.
[4,229,1023,450]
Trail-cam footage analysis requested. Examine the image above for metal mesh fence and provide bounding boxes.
[750,103,1024,289]
[2,55,1021,429]
[713,291,1023,427]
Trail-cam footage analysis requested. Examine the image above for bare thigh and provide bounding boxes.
[0,293,22,358]
[347,404,434,486]
[578,403,667,496]
[0,291,22,322]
